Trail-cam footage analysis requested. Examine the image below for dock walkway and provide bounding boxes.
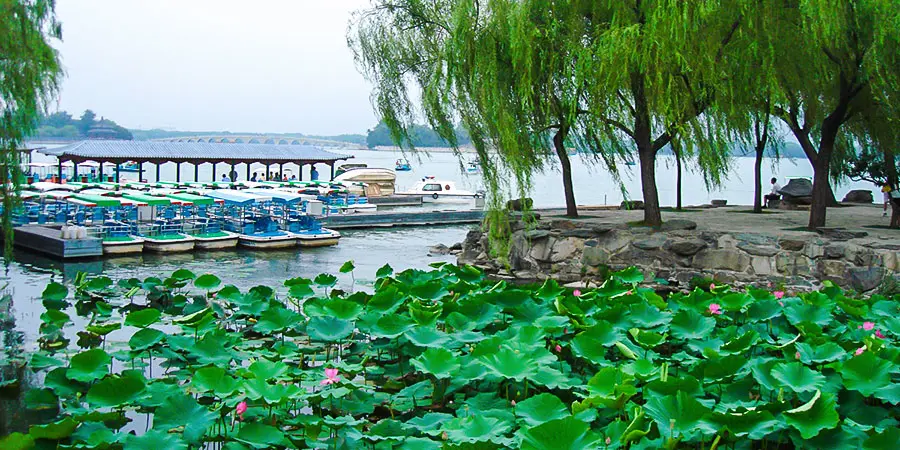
[13,225,103,259]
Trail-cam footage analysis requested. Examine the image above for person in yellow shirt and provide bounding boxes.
[883,184,893,217]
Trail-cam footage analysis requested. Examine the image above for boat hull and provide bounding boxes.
[238,233,297,249]
[102,237,144,255]
[142,235,196,253]
[193,231,240,250]
[295,229,341,248]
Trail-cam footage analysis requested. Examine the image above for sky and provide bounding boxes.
[52,0,377,135]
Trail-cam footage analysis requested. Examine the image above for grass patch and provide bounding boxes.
[862,225,900,231]
[660,207,705,213]
[781,226,817,232]
[728,209,781,214]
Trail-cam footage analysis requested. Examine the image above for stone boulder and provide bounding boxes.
[778,178,813,205]
[668,239,707,256]
[429,244,450,256]
[692,249,751,272]
[711,199,728,207]
[620,200,645,210]
[507,197,534,211]
[815,227,868,241]
[661,219,698,231]
[842,190,873,204]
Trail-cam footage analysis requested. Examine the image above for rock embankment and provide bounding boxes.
[459,216,900,293]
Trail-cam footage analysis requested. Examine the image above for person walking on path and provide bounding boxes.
[883,184,893,217]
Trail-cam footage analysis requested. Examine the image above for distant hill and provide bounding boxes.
[129,128,367,146]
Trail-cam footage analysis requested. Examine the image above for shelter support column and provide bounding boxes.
[57,160,62,182]
[298,163,303,181]
[212,163,217,182]
[176,163,181,182]
[138,163,144,182]
[115,164,121,183]
[230,163,235,182]
[246,163,251,181]
[195,164,199,182]
[265,164,270,181]
[156,163,161,183]
[98,161,103,182]
[329,163,335,181]
[279,163,284,180]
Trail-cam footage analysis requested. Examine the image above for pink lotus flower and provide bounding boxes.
[708,303,723,315]
[795,351,801,359]
[709,283,716,290]
[320,368,340,386]
[875,330,885,339]
[862,322,875,331]
[605,436,612,445]
[235,401,247,421]
[774,291,784,299]
[573,289,582,297]
[563,328,568,334]
[626,290,633,295]
[555,344,562,353]
[855,346,866,356]
[510,400,516,407]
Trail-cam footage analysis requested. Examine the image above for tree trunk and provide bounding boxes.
[884,147,899,229]
[631,72,662,227]
[808,116,840,229]
[674,147,683,211]
[553,126,578,218]
[753,144,764,213]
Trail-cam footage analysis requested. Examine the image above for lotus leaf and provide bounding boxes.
[772,362,827,393]
[514,393,569,427]
[411,348,460,379]
[314,273,338,287]
[783,391,840,439]
[128,327,165,351]
[0,433,34,450]
[67,348,111,383]
[86,374,146,408]
[191,366,239,396]
[28,416,77,440]
[24,388,58,411]
[254,306,301,334]
[366,419,413,441]
[670,309,716,339]
[194,273,222,290]
[644,391,716,441]
[840,351,894,396]
[613,267,644,284]
[307,316,355,341]
[405,413,454,435]
[404,327,452,348]
[153,393,218,443]
[442,415,512,444]
[376,263,394,278]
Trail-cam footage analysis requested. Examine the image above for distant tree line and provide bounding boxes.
[366,121,471,148]
[36,109,133,140]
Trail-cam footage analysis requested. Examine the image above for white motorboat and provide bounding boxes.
[465,159,480,174]
[294,228,342,247]
[397,178,481,203]
[334,167,397,196]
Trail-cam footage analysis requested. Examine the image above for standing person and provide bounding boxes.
[764,177,782,208]
[310,166,319,181]
[883,184,893,217]
[250,172,257,182]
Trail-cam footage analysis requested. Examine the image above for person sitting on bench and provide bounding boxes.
[765,177,781,208]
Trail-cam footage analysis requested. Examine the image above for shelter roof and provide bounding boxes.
[41,140,351,164]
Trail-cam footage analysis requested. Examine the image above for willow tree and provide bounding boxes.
[763,0,900,229]
[1,0,63,254]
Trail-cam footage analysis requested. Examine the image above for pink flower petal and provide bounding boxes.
[774,291,784,299]
[709,283,716,290]
[863,322,875,331]
[708,303,722,315]
[573,289,581,297]
[855,346,866,356]
[325,368,339,379]
[795,351,801,360]
[875,330,885,339]
[235,401,247,415]
[555,344,562,353]
[320,378,335,386]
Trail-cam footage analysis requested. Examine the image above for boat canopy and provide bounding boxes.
[122,193,172,206]
[72,194,122,207]
[244,188,303,205]
[205,189,270,206]
[29,182,80,192]
[167,193,216,206]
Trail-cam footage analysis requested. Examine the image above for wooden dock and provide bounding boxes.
[322,209,484,229]
[13,225,103,259]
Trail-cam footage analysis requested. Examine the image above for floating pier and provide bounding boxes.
[366,195,423,207]
[321,209,484,229]
[13,225,103,259]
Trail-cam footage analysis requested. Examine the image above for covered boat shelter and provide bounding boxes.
[40,140,352,183]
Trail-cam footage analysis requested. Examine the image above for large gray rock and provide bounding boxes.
[506,197,534,211]
[429,244,450,255]
[582,247,610,266]
[550,238,584,263]
[849,267,884,292]
[737,242,780,257]
[815,227,868,241]
[525,229,551,240]
[669,239,707,256]
[692,249,751,272]
[550,219,581,231]
[842,190,873,204]
[661,219,698,231]
[778,178,813,205]
[633,235,668,250]
[561,229,599,239]
[779,238,806,251]
[620,200,645,210]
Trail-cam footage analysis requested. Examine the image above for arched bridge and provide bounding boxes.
[156,135,356,147]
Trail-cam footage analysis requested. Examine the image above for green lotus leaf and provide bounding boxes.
[29,352,65,370]
[628,328,666,348]
[249,359,290,380]
[314,273,338,287]
[644,391,716,441]
[785,304,833,327]
[406,413,454,435]
[194,273,222,290]
[409,300,443,326]
[40,309,69,325]
[216,284,241,300]
[25,388,58,411]
[478,347,538,381]
[191,366,239,396]
[335,260,356,274]
[718,292,753,311]
[171,269,196,281]
[840,351,894,396]
[235,423,289,449]
[410,281,449,301]
[128,328,165,352]
[28,416,77,440]
[86,374,145,407]
[138,381,182,408]
[771,362,827,393]
[124,308,161,328]
[411,348,460,379]
[613,267,644,284]
[405,327,452,348]
[670,309,716,340]
[720,330,759,354]
[288,283,315,300]
[152,393,217,443]
[521,416,601,450]
[487,289,531,309]
[307,316,355,341]
[368,314,416,339]
[320,298,364,320]
[366,419,414,441]
[534,279,566,301]
[874,383,900,405]
[67,348,111,383]
[84,276,113,291]
[0,432,33,450]
[44,368,85,398]
[253,306,301,334]
[864,427,900,450]
[746,299,783,322]
[368,285,405,313]
[795,425,866,450]
[70,422,120,448]
[188,335,235,365]
[795,342,845,364]
[644,374,704,397]
[783,391,840,439]
[86,321,121,336]
[399,437,442,449]
[243,377,301,405]
[584,368,637,409]
[123,429,187,450]
[703,355,748,382]
[376,263,394,278]
[628,303,672,328]
[514,393,569,427]
[442,415,512,444]
[750,358,781,391]
[710,409,779,440]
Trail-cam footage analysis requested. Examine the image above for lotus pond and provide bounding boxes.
[2,262,900,449]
